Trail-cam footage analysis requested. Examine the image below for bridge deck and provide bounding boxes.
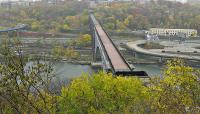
[90,15,130,72]
[0,24,26,33]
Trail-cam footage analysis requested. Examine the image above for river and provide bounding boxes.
[53,62,163,82]
[53,62,94,83]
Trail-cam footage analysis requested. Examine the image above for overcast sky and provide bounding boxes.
[0,0,41,2]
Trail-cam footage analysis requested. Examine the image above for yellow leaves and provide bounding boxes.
[116,20,126,32]
[59,74,96,113]
[20,10,28,19]
[52,46,79,60]
[165,58,194,78]
[65,16,76,21]
[65,47,79,59]
[109,3,124,9]
[81,34,92,43]
[71,34,91,47]
[59,71,150,113]
[52,45,65,57]
[68,78,94,100]
[65,16,80,28]
[63,24,70,30]
[124,15,134,26]
[80,14,89,25]
[149,84,163,92]
[149,59,200,113]
[61,86,69,97]
[1,57,197,113]
[31,21,41,31]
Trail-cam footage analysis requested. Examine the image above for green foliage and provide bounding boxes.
[116,20,126,32]
[81,34,92,43]
[68,34,92,47]
[58,59,200,113]
[52,45,65,58]
[140,42,165,49]
[31,21,41,31]
[58,24,71,32]
[104,23,115,30]
[149,59,200,113]
[35,38,43,47]
[0,38,199,113]
[59,72,149,114]
[0,26,6,30]
[65,16,81,29]
[65,47,80,59]
[124,15,133,26]
[0,39,56,113]
[0,1,89,33]
[95,1,200,33]
[52,45,79,60]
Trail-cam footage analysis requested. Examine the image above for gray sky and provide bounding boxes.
[0,0,40,2]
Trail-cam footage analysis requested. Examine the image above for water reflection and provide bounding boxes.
[53,62,163,82]
[53,62,93,83]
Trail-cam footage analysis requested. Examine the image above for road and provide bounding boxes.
[126,40,200,61]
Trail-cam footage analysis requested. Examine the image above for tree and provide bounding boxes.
[116,20,126,32]
[52,45,65,58]
[58,24,71,32]
[148,59,200,114]
[104,23,115,30]
[81,34,92,43]
[0,39,56,113]
[70,34,92,47]
[65,47,79,60]
[0,38,199,113]
[20,10,28,19]
[31,21,41,31]
[52,45,79,60]
[58,59,200,113]
[124,15,133,27]
[65,16,80,28]
[59,72,149,114]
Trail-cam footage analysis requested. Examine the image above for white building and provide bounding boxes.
[166,0,187,3]
[149,28,197,37]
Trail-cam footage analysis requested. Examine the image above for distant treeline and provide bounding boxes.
[95,0,200,34]
[0,0,90,33]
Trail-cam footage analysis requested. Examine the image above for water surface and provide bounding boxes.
[53,62,163,82]
[53,62,93,82]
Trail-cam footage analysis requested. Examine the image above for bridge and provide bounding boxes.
[0,24,27,33]
[89,14,148,77]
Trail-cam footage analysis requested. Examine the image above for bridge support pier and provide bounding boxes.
[132,52,138,58]
[158,57,164,63]
[90,24,111,72]
[94,47,101,62]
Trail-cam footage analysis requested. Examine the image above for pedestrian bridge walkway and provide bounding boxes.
[90,14,148,77]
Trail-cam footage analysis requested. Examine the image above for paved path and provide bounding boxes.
[126,40,200,61]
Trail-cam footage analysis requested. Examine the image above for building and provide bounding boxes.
[0,0,42,8]
[187,0,200,4]
[165,0,187,3]
[149,28,197,37]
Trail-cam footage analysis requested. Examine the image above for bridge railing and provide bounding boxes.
[91,21,114,72]
[90,14,118,73]
[99,21,134,71]
[90,14,149,77]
